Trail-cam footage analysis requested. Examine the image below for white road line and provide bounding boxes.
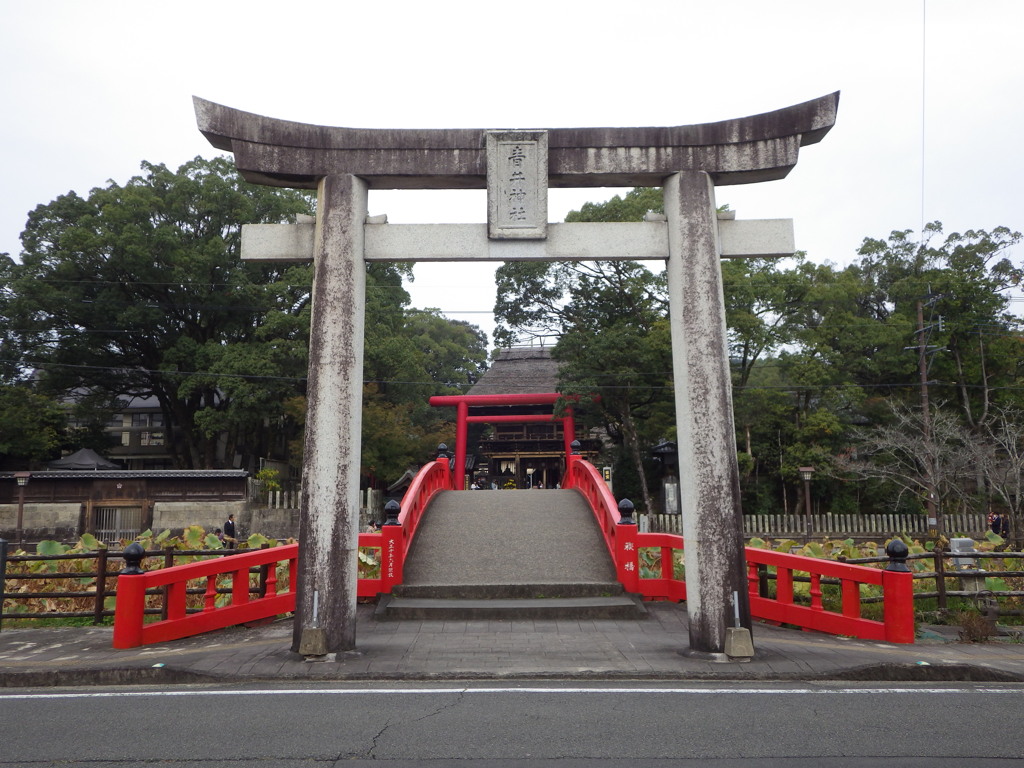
[1,686,1021,700]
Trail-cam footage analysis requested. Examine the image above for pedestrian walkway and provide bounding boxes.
[2,603,1023,687]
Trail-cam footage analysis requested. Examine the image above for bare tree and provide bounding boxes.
[835,402,975,533]
[972,405,1024,544]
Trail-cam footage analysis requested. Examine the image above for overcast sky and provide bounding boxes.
[3,0,1022,345]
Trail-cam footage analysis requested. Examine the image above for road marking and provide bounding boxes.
[1,686,1022,700]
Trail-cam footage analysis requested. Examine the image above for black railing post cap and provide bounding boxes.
[884,538,911,572]
[383,499,401,526]
[570,440,581,455]
[437,443,448,458]
[120,541,146,575]
[618,498,636,526]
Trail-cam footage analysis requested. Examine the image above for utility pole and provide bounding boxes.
[915,299,943,538]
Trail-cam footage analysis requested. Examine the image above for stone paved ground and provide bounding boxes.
[2,603,1023,687]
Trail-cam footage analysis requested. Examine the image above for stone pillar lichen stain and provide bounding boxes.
[292,174,368,654]
[664,171,751,655]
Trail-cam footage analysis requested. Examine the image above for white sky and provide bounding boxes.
[2,0,1022,345]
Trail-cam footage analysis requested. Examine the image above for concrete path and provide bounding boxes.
[2,604,1023,688]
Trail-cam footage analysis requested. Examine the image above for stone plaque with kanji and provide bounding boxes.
[486,130,548,239]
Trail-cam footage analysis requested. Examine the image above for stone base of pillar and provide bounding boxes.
[725,627,755,660]
[297,626,327,657]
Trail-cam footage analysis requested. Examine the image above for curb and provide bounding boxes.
[3,662,1021,688]
[0,666,223,689]
[828,662,1024,683]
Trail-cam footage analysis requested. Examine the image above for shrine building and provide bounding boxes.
[430,347,601,490]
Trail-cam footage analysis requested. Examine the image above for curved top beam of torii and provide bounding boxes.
[194,92,838,191]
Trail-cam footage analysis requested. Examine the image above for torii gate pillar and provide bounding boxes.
[665,172,748,654]
[195,92,838,657]
[292,174,367,654]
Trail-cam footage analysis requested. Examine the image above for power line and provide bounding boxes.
[11,358,1024,396]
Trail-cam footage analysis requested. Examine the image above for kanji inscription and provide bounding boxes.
[486,130,548,239]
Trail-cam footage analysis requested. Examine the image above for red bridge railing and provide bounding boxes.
[113,456,451,649]
[114,454,913,648]
[565,456,915,644]
[359,454,451,595]
[112,543,299,649]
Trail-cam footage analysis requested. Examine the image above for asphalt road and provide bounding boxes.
[1,681,1022,766]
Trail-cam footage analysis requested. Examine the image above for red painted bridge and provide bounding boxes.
[111,450,915,649]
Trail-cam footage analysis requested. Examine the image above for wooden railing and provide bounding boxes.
[246,480,384,520]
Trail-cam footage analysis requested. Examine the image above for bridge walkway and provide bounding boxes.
[378,489,646,619]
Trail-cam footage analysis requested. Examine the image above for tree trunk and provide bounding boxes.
[620,404,654,515]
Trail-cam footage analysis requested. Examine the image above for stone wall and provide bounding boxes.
[154,503,300,541]
[0,503,81,544]
[151,501,248,536]
[0,501,302,546]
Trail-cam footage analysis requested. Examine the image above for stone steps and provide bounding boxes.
[376,593,647,621]
[392,582,626,600]
[376,489,647,620]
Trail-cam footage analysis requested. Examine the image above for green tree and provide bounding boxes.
[285,306,487,482]
[0,385,68,468]
[404,310,488,395]
[2,158,493,481]
[566,187,664,223]
[555,316,672,514]
[493,188,668,347]
[359,308,487,482]
[2,157,314,468]
[805,223,1023,519]
[494,186,1024,521]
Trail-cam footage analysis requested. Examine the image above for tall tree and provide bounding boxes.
[3,157,314,468]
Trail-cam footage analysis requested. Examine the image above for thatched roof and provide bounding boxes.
[468,347,559,396]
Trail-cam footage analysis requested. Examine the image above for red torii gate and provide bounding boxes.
[428,393,576,490]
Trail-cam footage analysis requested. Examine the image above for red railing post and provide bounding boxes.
[882,569,915,643]
[232,567,250,605]
[882,539,915,644]
[112,542,147,650]
[615,499,640,594]
[840,579,862,618]
[112,574,147,649]
[381,499,403,591]
[455,402,468,490]
[166,581,187,620]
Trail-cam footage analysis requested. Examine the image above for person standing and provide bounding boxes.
[224,514,237,549]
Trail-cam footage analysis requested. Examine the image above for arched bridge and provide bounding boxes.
[112,453,914,649]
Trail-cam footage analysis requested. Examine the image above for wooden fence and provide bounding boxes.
[0,545,273,629]
[246,480,383,519]
[640,512,990,539]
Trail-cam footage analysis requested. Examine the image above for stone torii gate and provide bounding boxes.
[195,92,838,657]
